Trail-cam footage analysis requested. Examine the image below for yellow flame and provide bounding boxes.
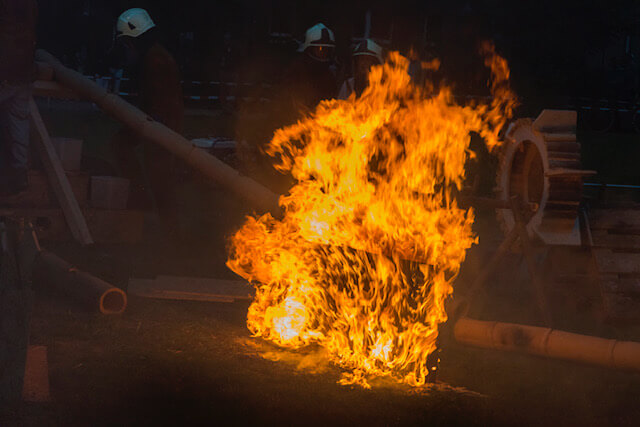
[228,44,515,387]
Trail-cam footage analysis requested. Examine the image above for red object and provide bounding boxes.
[22,345,50,402]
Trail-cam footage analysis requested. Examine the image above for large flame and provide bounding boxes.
[228,43,515,387]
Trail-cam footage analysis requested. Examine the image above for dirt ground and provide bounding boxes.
[2,102,640,426]
[6,281,640,427]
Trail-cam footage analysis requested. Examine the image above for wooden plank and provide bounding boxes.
[548,159,582,170]
[546,168,596,177]
[28,98,93,245]
[548,152,581,161]
[593,248,640,274]
[156,276,255,299]
[532,110,577,133]
[128,276,255,303]
[21,345,51,402]
[543,133,577,143]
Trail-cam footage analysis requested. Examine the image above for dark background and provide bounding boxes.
[35,0,640,108]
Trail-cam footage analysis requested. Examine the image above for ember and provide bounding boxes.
[227,43,516,387]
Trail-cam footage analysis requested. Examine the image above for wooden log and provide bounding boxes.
[35,49,282,217]
[454,317,640,371]
[28,98,93,245]
[33,251,127,314]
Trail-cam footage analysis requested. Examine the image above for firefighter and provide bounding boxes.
[338,39,384,99]
[110,8,184,238]
[283,22,339,116]
[236,23,339,193]
[0,0,38,196]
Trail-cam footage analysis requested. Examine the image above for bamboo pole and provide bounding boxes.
[35,50,282,217]
[33,251,127,314]
[454,317,640,372]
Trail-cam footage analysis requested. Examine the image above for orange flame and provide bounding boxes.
[228,44,516,387]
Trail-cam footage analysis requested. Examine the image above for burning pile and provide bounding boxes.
[228,44,515,387]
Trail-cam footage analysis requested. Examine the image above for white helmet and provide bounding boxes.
[116,8,155,38]
[298,23,335,53]
[353,39,384,64]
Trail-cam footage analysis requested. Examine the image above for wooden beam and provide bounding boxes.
[545,168,597,178]
[128,276,255,303]
[28,98,93,245]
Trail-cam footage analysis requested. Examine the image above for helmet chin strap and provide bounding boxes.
[308,53,330,63]
[306,47,333,63]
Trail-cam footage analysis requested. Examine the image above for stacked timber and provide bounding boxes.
[0,95,144,244]
[588,204,640,323]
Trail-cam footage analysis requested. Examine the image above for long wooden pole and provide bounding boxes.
[29,98,94,246]
[454,317,640,372]
[35,50,282,217]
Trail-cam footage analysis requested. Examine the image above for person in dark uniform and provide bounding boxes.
[338,39,384,99]
[236,23,338,193]
[281,23,338,120]
[0,0,38,196]
[110,8,184,239]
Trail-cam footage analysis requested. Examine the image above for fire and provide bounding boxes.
[228,43,515,387]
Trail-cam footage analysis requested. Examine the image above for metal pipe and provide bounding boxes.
[33,251,127,314]
[35,50,282,217]
[454,317,640,372]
